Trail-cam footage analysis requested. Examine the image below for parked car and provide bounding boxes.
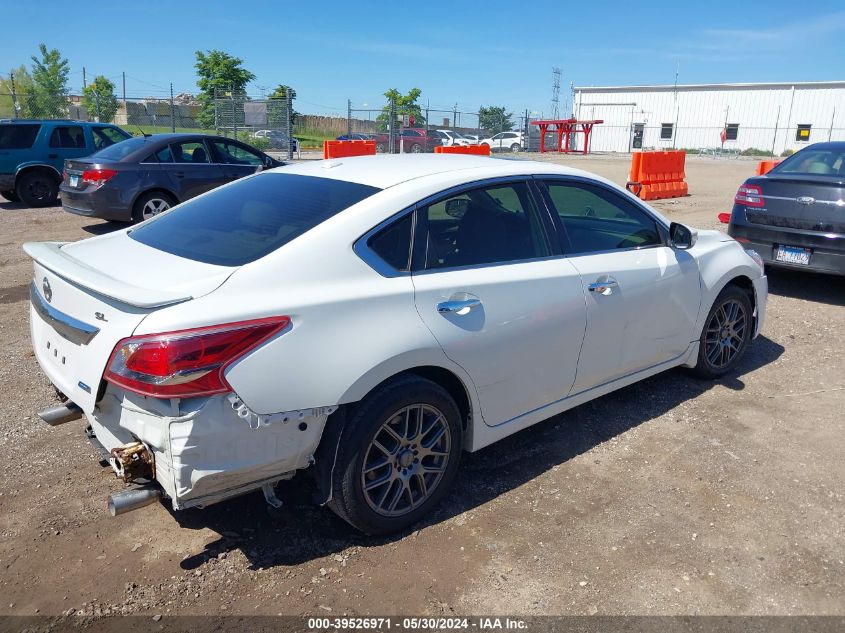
[372,128,442,153]
[480,131,525,152]
[727,142,845,275]
[335,133,374,141]
[436,130,474,147]
[27,154,767,534]
[60,133,283,223]
[0,119,131,206]
[251,129,299,153]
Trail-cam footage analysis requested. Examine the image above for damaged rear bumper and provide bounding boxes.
[68,384,335,511]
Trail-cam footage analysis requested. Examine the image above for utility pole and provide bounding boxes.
[122,71,126,107]
[9,71,17,119]
[551,67,561,120]
[347,99,352,138]
[170,83,175,133]
[82,67,87,89]
[453,103,458,129]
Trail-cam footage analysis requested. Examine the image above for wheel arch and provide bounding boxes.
[131,187,179,210]
[312,363,477,506]
[15,163,62,183]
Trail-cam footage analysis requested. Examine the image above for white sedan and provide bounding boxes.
[25,155,767,534]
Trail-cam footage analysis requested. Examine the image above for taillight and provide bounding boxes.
[82,168,117,188]
[718,212,731,224]
[734,184,764,207]
[104,317,290,398]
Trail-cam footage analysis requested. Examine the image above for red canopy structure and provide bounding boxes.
[530,118,604,154]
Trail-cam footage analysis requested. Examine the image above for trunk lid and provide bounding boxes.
[747,175,845,233]
[25,234,235,412]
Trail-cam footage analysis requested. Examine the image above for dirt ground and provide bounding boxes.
[0,154,843,620]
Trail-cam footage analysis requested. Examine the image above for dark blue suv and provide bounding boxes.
[0,119,130,206]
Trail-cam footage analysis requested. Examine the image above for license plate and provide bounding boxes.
[775,245,811,265]
[69,175,79,187]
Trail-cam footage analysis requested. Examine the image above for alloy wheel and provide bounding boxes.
[361,404,451,517]
[141,198,170,220]
[704,298,748,369]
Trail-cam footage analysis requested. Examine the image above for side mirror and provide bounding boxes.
[669,222,697,250]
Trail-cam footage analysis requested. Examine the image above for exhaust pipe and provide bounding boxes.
[38,402,83,426]
[108,485,162,516]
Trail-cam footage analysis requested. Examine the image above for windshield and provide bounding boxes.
[773,147,845,176]
[130,173,381,266]
[92,136,154,161]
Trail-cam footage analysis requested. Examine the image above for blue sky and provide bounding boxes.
[2,1,844,117]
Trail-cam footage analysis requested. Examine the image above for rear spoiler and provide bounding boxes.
[23,241,192,308]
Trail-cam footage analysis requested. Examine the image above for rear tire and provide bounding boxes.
[410,143,422,154]
[1,190,20,202]
[132,191,176,223]
[327,376,463,535]
[691,284,753,378]
[16,171,59,207]
[510,143,521,152]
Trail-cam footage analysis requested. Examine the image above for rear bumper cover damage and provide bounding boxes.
[84,385,334,510]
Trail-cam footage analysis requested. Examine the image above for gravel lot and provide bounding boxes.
[0,154,843,619]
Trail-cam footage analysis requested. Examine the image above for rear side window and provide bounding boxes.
[49,126,85,148]
[367,213,413,271]
[130,173,381,266]
[0,124,41,149]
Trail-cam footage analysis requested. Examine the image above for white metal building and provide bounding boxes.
[573,81,845,155]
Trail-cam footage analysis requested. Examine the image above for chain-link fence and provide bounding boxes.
[0,88,297,159]
[212,88,295,159]
[340,97,534,154]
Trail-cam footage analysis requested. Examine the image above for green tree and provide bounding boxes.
[376,87,424,132]
[479,105,514,133]
[82,75,119,122]
[268,84,298,128]
[0,65,35,118]
[30,43,70,118]
[194,50,255,128]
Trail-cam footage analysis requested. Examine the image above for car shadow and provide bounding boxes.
[81,221,127,236]
[171,334,784,570]
[0,199,61,210]
[766,267,845,307]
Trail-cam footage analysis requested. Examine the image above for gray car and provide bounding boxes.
[60,133,283,223]
[727,142,845,275]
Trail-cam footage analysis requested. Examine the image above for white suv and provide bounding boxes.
[26,154,767,534]
[480,131,524,152]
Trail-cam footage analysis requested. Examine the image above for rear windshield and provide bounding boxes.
[130,173,381,266]
[0,123,41,149]
[774,147,845,176]
[92,136,153,161]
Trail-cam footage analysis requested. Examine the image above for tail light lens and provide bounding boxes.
[82,168,117,188]
[718,212,732,224]
[735,184,764,207]
[104,317,290,398]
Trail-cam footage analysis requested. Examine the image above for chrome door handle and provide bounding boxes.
[588,277,619,296]
[437,298,481,314]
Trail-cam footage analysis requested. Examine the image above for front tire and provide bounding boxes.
[16,171,59,207]
[691,284,753,378]
[328,376,463,535]
[410,143,422,154]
